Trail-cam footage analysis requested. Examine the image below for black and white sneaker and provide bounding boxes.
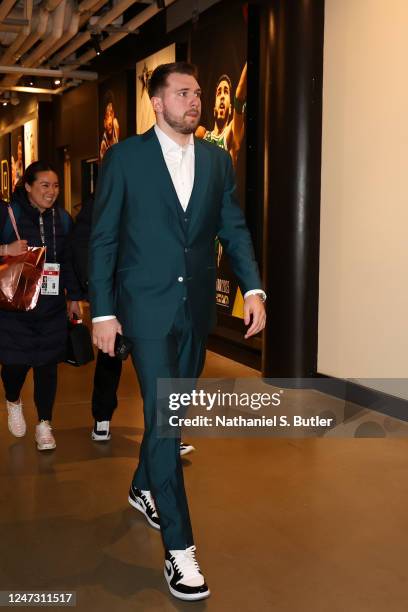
[91,420,111,441]
[179,441,195,457]
[128,485,160,530]
[164,545,210,601]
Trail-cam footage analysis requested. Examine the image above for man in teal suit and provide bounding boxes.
[89,62,266,602]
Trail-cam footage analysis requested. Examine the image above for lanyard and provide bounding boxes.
[38,208,57,261]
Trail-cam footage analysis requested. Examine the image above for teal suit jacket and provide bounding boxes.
[89,127,262,339]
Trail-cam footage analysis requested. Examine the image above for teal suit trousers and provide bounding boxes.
[130,302,206,550]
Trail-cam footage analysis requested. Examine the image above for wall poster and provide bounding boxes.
[0,134,10,202]
[136,43,176,134]
[24,118,38,167]
[192,3,248,319]
[98,73,128,161]
[10,126,24,192]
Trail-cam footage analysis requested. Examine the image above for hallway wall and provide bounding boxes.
[319,0,408,393]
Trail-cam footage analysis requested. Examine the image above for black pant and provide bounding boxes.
[1,363,58,422]
[92,350,122,421]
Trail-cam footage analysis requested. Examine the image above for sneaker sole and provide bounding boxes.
[164,569,210,601]
[36,442,56,451]
[128,495,161,530]
[180,445,195,457]
[91,431,111,441]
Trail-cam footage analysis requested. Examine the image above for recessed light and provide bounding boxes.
[91,32,103,56]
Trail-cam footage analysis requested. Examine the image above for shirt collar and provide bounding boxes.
[154,124,194,154]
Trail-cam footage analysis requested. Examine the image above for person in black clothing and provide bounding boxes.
[70,195,122,441]
[0,161,82,450]
[70,195,195,455]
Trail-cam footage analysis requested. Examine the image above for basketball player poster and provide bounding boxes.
[191,3,248,318]
[0,134,10,202]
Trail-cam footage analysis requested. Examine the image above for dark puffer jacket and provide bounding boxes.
[0,187,82,366]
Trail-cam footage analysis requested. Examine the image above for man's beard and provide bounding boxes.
[163,109,200,134]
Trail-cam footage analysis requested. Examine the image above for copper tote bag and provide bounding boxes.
[0,206,46,311]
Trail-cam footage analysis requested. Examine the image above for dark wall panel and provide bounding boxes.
[53,81,98,208]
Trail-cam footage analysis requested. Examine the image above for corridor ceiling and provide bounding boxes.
[0,0,176,98]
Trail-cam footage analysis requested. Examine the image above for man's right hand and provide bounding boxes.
[92,318,122,357]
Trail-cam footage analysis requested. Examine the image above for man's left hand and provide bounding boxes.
[244,294,266,339]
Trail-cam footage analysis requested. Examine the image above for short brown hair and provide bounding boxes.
[148,61,198,98]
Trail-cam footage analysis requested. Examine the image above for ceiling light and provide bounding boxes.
[2,101,7,106]
[91,32,103,56]
[54,79,61,85]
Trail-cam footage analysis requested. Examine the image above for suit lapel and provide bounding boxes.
[141,128,212,236]
[142,128,184,232]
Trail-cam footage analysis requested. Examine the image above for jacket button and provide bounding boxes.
[178,276,184,282]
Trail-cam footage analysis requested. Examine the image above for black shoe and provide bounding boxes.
[128,484,160,530]
[164,546,210,601]
[179,441,195,457]
[91,420,111,441]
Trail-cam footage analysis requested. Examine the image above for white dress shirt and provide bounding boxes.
[154,124,194,211]
[93,124,265,322]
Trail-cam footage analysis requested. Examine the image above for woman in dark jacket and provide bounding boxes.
[0,161,82,450]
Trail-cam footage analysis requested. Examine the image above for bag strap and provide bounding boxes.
[6,205,21,241]
[2,201,20,243]
[2,203,70,244]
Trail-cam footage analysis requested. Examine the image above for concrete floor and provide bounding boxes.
[1,351,408,611]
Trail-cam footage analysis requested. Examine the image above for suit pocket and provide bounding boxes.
[117,265,151,280]
[117,266,142,274]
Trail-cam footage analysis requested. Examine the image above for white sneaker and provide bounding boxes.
[179,441,195,456]
[91,420,111,441]
[164,545,210,601]
[128,485,161,530]
[35,420,56,451]
[7,398,26,437]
